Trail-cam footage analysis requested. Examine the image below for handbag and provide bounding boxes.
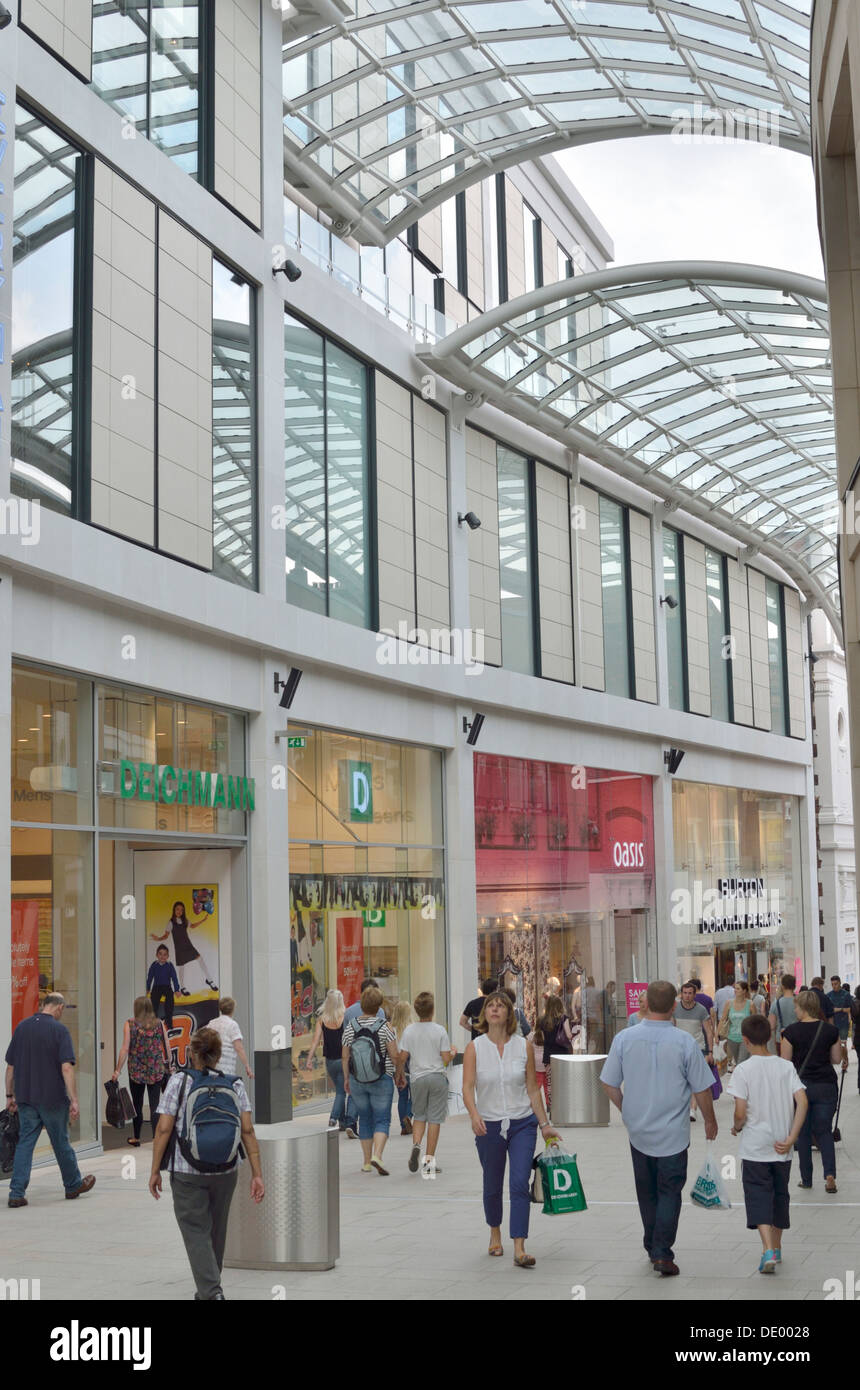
[717,1015,729,1040]
[834,1067,846,1143]
[536,1143,587,1215]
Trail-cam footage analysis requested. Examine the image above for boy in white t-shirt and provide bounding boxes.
[208,998,254,1080]
[397,992,456,1179]
[726,1013,808,1275]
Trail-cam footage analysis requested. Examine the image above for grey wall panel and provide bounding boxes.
[20,0,93,79]
[728,561,754,726]
[465,427,501,666]
[783,586,807,738]
[629,509,656,703]
[577,484,604,691]
[375,372,416,634]
[214,0,262,227]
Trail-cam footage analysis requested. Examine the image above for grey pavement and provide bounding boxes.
[3,1064,860,1301]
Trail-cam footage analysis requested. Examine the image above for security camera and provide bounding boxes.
[660,594,679,610]
[274,259,302,283]
[458,511,482,531]
[0,4,11,28]
[463,713,485,747]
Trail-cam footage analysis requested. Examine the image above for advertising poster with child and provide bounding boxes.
[145,886,220,1063]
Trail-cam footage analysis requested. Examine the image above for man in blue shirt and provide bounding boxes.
[827,976,853,1040]
[344,978,385,1026]
[601,980,717,1277]
[147,945,180,1027]
[5,994,96,1208]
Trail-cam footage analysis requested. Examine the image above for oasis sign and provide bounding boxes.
[119,760,255,811]
[611,840,645,869]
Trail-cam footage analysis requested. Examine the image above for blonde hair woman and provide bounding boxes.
[306,989,357,1136]
[391,1000,415,1135]
[112,996,171,1146]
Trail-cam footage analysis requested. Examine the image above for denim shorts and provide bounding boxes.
[349,1074,395,1138]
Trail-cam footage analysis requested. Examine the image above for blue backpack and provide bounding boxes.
[173,1070,244,1173]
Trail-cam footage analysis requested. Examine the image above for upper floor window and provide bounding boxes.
[523,203,541,294]
[663,528,686,711]
[766,578,788,735]
[599,496,632,698]
[705,548,731,722]
[497,446,537,676]
[284,315,373,629]
[91,2,207,180]
[11,104,83,517]
[213,260,256,589]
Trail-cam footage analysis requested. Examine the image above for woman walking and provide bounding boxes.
[208,998,254,1080]
[720,982,752,1070]
[342,985,402,1175]
[463,991,560,1268]
[391,1000,415,1135]
[781,990,847,1193]
[305,989,356,1136]
[151,901,218,996]
[112,996,171,1146]
[532,994,573,1114]
[149,1027,264,1301]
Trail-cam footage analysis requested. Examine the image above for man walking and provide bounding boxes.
[5,994,96,1207]
[827,976,853,1042]
[601,980,717,1277]
[674,981,715,1121]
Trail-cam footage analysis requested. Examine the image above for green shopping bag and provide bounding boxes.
[538,1143,587,1215]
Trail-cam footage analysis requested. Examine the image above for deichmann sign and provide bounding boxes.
[119,760,255,811]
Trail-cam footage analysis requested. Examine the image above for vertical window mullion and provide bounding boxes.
[455,191,467,298]
[322,337,329,617]
[146,1,153,142]
[528,458,541,678]
[678,535,690,712]
[496,174,508,304]
[73,155,95,523]
[722,554,735,723]
[622,506,635,699]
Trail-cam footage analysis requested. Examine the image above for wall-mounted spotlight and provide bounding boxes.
[463,713,485,747]
[664,747,685,775]
[274,668,303,709]
[273,259,302,283]
[458,511,482,531]
[660,594,679,610]
[0,4,10,29]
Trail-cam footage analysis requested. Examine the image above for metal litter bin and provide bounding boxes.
[550,1055,610,1127]
[224,1119,339,1271]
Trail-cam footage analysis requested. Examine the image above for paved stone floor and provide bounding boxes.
[4,1064,860,1301]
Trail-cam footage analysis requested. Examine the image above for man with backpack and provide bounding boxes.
[149,1026,264,1301]
[342,985,402,1176]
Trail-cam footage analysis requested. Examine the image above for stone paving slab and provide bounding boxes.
[2,1063,860,1301]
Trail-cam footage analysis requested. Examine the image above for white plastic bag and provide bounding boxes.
[690,1141,731,1210]
[712,1039,726,1064]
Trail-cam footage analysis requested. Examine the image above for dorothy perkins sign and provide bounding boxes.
[120,760,255,811]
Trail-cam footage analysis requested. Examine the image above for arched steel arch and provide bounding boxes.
[282,0,812,244]
[417,260,839,633]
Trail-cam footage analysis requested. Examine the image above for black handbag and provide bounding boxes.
[104,1079,137,1129]
[0,1108,20,1173]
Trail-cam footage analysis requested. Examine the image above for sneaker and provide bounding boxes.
[773,1250,782,1264]
[408,1144,421,1173]
[344,1125,357,1140]
[370,1155,389,1176]
[327,1120,339,1131]
[759,1250,777,1275]
[205,980,219,992]
[361,1163,373,1173]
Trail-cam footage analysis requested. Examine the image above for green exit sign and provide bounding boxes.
[287,736,306,748]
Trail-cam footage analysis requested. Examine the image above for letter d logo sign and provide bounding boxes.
[347,761,373,822]
[553,1169,572,1193]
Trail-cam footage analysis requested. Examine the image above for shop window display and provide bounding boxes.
[475,755,655,1052]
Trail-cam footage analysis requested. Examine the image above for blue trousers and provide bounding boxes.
[349,1074,395,1139]
[796,1080,837,1184]
[630,1144,688,1262]
[10,1102,82,1200]
[325,1059,356,1127]
[475,1115,538,1239]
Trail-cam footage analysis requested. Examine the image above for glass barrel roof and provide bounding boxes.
[282,0,812,243]
[417,262,839,627]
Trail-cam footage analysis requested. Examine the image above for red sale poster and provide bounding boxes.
[336,916,364,1008]
[624,982,648,1017]
[11,900,40,1029]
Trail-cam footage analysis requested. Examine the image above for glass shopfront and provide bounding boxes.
[475,755,656,1051]
[673,782,806,995]
[287,727,446,1109]
[11,663,250,1153]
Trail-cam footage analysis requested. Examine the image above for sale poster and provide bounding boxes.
[624,982,648,1017]
[336,915,364,1008]
[145,885,220,1066]
[11,900,40,1029]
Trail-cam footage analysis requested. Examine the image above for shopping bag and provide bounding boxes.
[530,1156,544,1205]
[538,1144,587,1215]
[0,1108,20,1173]
[104,1079,136,1129]
[709,1063,722,1102]
[712,1040,726,1064]
[690,1141,731,1210]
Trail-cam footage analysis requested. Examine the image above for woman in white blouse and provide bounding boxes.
[463,991,561,1268]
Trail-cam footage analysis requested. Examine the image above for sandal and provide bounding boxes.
[488,1244,504,1257]
[513,1254,536,1269]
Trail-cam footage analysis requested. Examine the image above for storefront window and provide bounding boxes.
[97,687,247,835]
[673,781,805,996]
[475,755,655,1051]
[12,668,93,826]
[288,728,446,1109]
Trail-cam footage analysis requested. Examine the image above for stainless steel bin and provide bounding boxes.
[550,1055,610,1127]
[224,1119,339,1271]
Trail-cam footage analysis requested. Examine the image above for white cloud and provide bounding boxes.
[557,136,823,281]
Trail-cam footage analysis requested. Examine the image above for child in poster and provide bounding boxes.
[147,890,219,1000]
